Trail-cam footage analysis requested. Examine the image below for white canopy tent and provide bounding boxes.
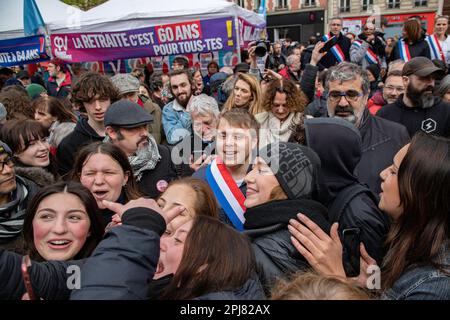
[49,0,265,33]
[0,0,82,40]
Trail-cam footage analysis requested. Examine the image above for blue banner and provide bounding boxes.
[0,35,49,67]
[24,0,46,36]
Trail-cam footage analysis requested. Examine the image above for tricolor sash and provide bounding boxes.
[323,34,345,62]
[352,40,380,64]
[398,39,412,62]
[426,34,446,62]
[206,158,246,231]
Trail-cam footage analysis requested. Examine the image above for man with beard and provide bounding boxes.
[46,58,72,99]
[265,42,286,72]
[104,100,178,198]
[377,57,450,137]
[326,62,409,194]
[162,70,195,145]
[367,70,404,115]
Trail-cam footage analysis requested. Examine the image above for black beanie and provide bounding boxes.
[258,142,321,200]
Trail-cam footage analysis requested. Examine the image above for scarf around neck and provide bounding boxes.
[0,178,29,241]
[104,136,161,181]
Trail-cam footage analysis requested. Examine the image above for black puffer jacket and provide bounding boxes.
[56,117,104,177]
[305,118,390,266]
[243,199,330,291]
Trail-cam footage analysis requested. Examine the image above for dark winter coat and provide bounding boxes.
[376,95,450,138]
[71,207,264,300]
[389,37,431,62]
[356,109,410,194]
[46,72,72,99]
[56,117,104,177]
[318,32,351,70]
[137,144,179,199]
[305,118,391,266]
[243,199,330,291]
[305,92,328,118]
[0,248,80,300]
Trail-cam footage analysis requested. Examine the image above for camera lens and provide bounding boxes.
[255,42,267,57]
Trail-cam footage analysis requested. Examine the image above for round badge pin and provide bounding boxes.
[156,180,169,193]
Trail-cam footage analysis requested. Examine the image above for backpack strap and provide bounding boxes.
[328,183,377,224]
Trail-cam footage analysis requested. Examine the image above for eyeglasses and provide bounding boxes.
[0,157,14,171]
[328,90,363,102]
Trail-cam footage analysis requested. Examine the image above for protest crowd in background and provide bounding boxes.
[0,13,449,301]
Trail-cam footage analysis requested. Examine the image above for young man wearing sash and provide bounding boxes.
[350,22,387,74]
[318,17,351,70]
[427,15,450,70]
[192,108,259,231]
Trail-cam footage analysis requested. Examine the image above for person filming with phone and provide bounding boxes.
[318,17,352,70]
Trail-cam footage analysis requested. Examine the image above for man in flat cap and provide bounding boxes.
[0,141,38,253]
[104,100,179,198]
[111,73,163,143]
[377,57,450,137]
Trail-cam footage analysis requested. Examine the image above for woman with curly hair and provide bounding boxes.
[0,86,34,121]
[255,78,308,147]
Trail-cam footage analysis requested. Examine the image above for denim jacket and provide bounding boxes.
[162,99,192,145]
[382,241,450,300]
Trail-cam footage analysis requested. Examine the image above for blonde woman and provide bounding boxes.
[223,73,263,115]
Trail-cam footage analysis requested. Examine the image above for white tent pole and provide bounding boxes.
[234,14,242,63]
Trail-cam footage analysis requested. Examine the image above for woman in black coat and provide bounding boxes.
[242,142,330,292]
[390,19,430,62]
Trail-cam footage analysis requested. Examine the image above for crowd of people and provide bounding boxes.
[0,15,449,301]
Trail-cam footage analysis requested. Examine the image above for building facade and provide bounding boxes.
[327,0,440,38]
[233,0,443,43]
[232,0,326,43]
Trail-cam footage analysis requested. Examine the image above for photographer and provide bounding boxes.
[265,41,286,72]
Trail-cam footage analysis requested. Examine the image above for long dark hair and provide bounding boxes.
[22,181,103,261]
[160,216,256,299]
[382,132,450,289]
[70,142,141,202]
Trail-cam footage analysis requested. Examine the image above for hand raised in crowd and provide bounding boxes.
[263,68,283,81]
[247,42,258,69]
[102,197,185,225]
[288,213,346,279]
[310,42,327,66]
[189,154,215,172]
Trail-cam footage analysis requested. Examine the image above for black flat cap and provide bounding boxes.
[104,100,153,128]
